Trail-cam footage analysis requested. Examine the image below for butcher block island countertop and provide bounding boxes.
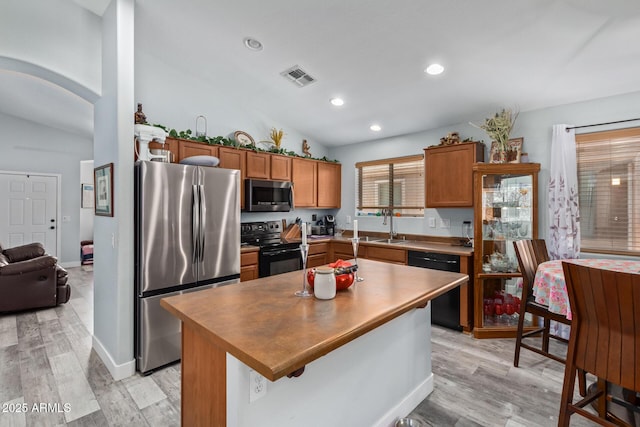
[161,258,468,427]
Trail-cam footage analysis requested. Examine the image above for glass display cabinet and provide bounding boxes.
[472,163,540,338]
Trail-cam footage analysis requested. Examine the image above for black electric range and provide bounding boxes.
[241,221,302,277]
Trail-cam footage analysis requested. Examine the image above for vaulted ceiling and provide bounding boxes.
[3,0,640,146]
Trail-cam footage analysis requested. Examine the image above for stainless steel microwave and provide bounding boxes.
[244,179,293,212]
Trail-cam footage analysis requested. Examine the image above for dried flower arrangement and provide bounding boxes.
[471,108,519,151]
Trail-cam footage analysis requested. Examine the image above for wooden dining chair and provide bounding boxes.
[513,239,571,366]
[559,262,640,426]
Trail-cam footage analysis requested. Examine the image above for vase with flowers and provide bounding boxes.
[471,108,519,163]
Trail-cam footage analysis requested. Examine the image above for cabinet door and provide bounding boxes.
[292,158,317,207]
[246,152,271,179]
[219,147,247,209]
[425,141,483,207]
[240,251,259,282]
[178,140,218,162]
[365,246,406,265]
[271,155,292,181]
[329,241,358,262]
[317,162,341,208]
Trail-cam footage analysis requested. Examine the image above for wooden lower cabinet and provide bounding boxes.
[329,241,359,262]
[307,242,328,268]
[240,251,259,282]
[364,246,407,265]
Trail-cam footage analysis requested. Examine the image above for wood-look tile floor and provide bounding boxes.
[0,267,606,426]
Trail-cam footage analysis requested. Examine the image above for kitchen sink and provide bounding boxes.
[363,237,409,244]
[386,239,410,244]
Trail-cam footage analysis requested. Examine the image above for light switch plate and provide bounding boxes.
[428,217,436,228]
[440,219,450,229]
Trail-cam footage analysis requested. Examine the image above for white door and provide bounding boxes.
[0,172,58,256]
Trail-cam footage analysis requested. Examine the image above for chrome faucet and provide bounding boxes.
[382,208,397,240]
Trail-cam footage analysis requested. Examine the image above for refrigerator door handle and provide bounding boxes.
[198,184,206,262]
[192,184,200,263]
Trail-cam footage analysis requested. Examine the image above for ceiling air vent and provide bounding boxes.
[280,65,316,88]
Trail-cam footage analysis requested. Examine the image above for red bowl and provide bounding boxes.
[307,269,355,290]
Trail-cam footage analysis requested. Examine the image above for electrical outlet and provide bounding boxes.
[428,217,436,228]
[346,215,352,224]
[440,218,450,229]
[249,369,267,402]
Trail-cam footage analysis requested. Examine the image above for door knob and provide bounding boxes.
[50,226,55,230]
[50,219,55,222]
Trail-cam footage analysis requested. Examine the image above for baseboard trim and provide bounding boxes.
[374,372,434,427]
[61,261,81,268]
[92,335,135,381]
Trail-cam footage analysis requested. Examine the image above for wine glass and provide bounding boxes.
[351,237,364,282]
[295,243,312,297]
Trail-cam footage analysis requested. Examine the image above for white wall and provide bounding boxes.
[79,160,94,241]
[91,0,136,380]
[0,112,93,263]
[328,90,640,248]
[0,0,102,95]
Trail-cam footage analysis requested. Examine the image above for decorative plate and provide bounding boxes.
[234,131,255,146]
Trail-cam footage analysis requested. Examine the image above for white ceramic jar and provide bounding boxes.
[313,267,336,300]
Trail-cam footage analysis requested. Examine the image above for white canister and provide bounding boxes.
[313,267,336,300]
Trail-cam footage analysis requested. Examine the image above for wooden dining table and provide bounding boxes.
[532,258,640,320]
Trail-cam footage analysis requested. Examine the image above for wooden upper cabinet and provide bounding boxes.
[424,141,484,208]
[292,158,317,207]
[218,147,246,171]
[246,152,271,179]
[218,147,246,209]
[270,155,292,181]
[178,140,218,161]
[317,162,341,208]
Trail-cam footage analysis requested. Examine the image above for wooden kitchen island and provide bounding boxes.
[161,259,468,427]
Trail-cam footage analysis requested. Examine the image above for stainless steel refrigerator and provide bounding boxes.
[134,160,240,374]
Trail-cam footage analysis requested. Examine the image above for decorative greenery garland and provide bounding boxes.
[151,124,339,163]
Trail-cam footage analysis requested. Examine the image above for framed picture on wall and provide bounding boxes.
[81,183,94,209]
[507,137,523,163]
[94,163,114,217]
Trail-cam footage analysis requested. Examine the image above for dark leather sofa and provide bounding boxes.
[0,242,70,313]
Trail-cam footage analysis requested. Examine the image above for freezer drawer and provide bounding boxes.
[136,279,238,374]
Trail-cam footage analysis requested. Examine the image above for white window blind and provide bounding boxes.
[355,155,424,217]
[576,127,640,255]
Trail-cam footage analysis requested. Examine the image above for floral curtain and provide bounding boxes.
[548,124,580,260]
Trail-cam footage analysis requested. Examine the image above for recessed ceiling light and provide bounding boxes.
[330,98,344,106]
[243,37,263,51]
[425,63,444,75]
[370,124,381,132]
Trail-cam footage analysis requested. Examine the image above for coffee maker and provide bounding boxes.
[324,215,336,236]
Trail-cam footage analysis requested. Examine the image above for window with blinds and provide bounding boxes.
[355,154,424,217]
[576,127,640,255]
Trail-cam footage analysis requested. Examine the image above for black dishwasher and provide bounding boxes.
[408,250,462,331]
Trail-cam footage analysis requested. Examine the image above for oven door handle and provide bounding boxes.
[262,248,301,256]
